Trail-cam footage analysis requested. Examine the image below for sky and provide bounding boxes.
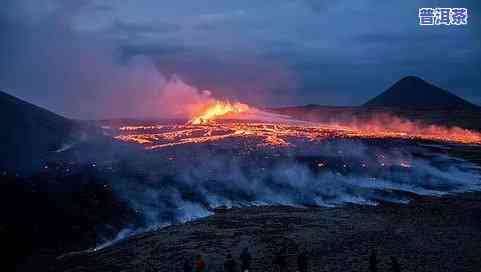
[0,0,480,119]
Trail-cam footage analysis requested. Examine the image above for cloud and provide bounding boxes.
[0,0,192,119]
[114,20,182,36]
[121,44,190,58]
[1,0,481,115]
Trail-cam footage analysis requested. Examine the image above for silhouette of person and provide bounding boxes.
[183,256,193,272]
[224,253,238,272]
[390,256,401,272]
[273,249,287,272]
[297,250,309,272]
[240,247,252,272]
[195,254,206,272]
[369,250,378,272]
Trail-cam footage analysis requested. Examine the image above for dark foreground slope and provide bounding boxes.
[57,192,481,272]
[0,92,143,270]
[0,90,77,172]
[0,170,144,272]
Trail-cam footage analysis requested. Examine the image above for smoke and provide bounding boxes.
[97,139,481,233]
[331,114,481,141]
[157,75,221,119]
[0,0,229,120]
[275,109,481,145]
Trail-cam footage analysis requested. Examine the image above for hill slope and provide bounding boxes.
[0,90,77,172]
[364,76,477,108]
[56,193,481,272]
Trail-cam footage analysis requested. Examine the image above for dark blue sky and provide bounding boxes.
[1,0,480,119]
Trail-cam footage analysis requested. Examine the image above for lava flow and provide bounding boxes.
[113,101,481,149]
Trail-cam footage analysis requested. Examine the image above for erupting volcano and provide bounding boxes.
[5,1,481,270]
[189,101,250,124]
[113,99,481,150]
[103,95,481,231]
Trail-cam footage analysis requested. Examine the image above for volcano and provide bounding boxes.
[3,88,481,272]
[0,90,77,172]
[364,76,477,108]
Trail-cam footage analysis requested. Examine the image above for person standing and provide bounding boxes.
[224,253,238,272]
[195,254,206,272]
[369,250,378,272]
[297,250,309,272]
[183,256,193,272]
[272,249,287,272]
[240,247,252,272]
[390,256,401,272]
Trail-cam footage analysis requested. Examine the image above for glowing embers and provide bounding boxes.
[113,121,481,150]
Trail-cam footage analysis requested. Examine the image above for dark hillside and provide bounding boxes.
[0,90,78,172]
[364,76,477,108]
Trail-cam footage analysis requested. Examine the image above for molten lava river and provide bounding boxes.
[115,121,481,150]
[113,101,481,149]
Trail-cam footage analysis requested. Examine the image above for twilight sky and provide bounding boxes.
[1,0,480,119]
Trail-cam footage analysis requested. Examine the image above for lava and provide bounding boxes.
[189,101,250,124]
[112,100,481,149]
[114,120,481,150]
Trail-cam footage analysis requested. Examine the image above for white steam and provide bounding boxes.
[105,140,481,229]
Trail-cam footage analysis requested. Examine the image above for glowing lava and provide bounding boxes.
[112,99,481,149]
[189,101,250,124]
[114,120,481,150]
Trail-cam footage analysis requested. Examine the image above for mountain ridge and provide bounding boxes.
[0,89,77,172]
[363,76,477,108]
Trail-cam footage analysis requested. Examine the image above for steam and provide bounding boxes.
[101,139,481,231]
[89,136,481,250]
[328,114,481,142]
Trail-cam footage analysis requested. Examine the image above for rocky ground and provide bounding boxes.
[56,192,481,272]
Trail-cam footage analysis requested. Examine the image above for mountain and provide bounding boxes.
[0,90,78,172]
[364,76,477,108]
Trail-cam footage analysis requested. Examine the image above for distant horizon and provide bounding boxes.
[3,73,480,111]
[2,73,479,121]
[1,1,480,119]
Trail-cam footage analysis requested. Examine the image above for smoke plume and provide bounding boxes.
[0,0,228,120]
[96,139,481,233]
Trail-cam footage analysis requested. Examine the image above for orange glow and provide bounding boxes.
[111,100,481,149]
[113,120,481,150]
[189,101,250,124]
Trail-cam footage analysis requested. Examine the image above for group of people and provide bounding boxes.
[182,247,311,272]
[183,248,252,272]
[183,248,401,271]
